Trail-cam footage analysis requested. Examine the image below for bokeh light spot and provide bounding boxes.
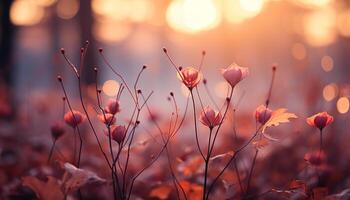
[102,80,120,97]
[337,97,350,114]
[323,83,338,102]
[321,55,334,72]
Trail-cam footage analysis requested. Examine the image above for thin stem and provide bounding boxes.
[60,53,113,170]
[190,89,206,160]
[208,87,234,156]
[47,139,57,163]
[126,96,190,200]
[58,79,84,167]
[203,128,213,200]
[99,51,138,106]
[205,126,262,200]
[203,80,220,110]
[198,50,206,71]
[123,121,139,198]
[234,159,244,195]
[245,149,259,197]
[319,129,323,153]
[318,128,323,186]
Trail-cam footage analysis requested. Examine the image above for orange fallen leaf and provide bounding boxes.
[62,162,106,194]
[253,138,269,149]
[149,185,173,199]
[22,176,64,200]
[262,108,297,133]
[177,156,203,177]
[289,180,307,193]
[179,181,203,200]
[210,151,234,163]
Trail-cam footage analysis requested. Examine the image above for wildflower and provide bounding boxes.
[110,125,126,144]
[199,106,222,128]
[64,110,86,128]
[105,99,120,114]
[255,105,272,124]
[98,113,116,125]
[178,67,202,89]
[50,121,65,139]
[307,112,333,130]
[221,63,249,87]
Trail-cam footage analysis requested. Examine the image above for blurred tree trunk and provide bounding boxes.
[0,0,15,120]
[79,0,95,84]
[0,0,13,85]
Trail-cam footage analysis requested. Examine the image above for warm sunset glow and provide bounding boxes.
[321,55,334,72]
[166,0,221,33]
[33,0,56,7]
[215,81,230,98]
[337,97,350,114]
[292,0,332,9]
[224,0,264,24]
[102,80,120,97]
[239,0,264,12]
[56,0,79,20]
[93,20,131,43]
[303,8,336,47]
[291,43,307,60]
[92,0,152,23]
[10,0,44,26]
[323,83,338,102]
[181,84,190,97]
[337,10,350,37]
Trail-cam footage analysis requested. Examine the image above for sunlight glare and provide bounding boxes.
[303,8,336,47]
[102,80,120,97]
[10,0,44,26]
[166,0,221,33]
[224,0,264,24]
[323,83,338,102]
[337,97,350,114]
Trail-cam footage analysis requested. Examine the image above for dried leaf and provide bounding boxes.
[179,181,203,200]
[289,180,307,193]
[149,185,173,199]
[253,138,269,149]
[177,156,203,177]
[262,132,279,141]
[262,108,297,133]
[210,151,234,162]
[62,162,106,194]
[22,176,64,200]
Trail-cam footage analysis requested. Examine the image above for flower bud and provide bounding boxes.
[64,110,86,128]
[255,105,272,124]
[199,106,222,128]
[105,99,120,115]
[221,63,249,87]
[307,112,333,130]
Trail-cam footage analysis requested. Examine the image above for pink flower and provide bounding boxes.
[64,110,86,128]
[110,125,126,144]
[255,105,272,124]
[307,112,333,130]
[199,106,222,128]
[221,63,249,87]
[105,99,120,114]
[50,121,65,139]
[178,67,202,89]
[98,113,116,125]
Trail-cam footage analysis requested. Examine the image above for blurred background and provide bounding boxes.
[0,0,349,121]
[0,0,350,198]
